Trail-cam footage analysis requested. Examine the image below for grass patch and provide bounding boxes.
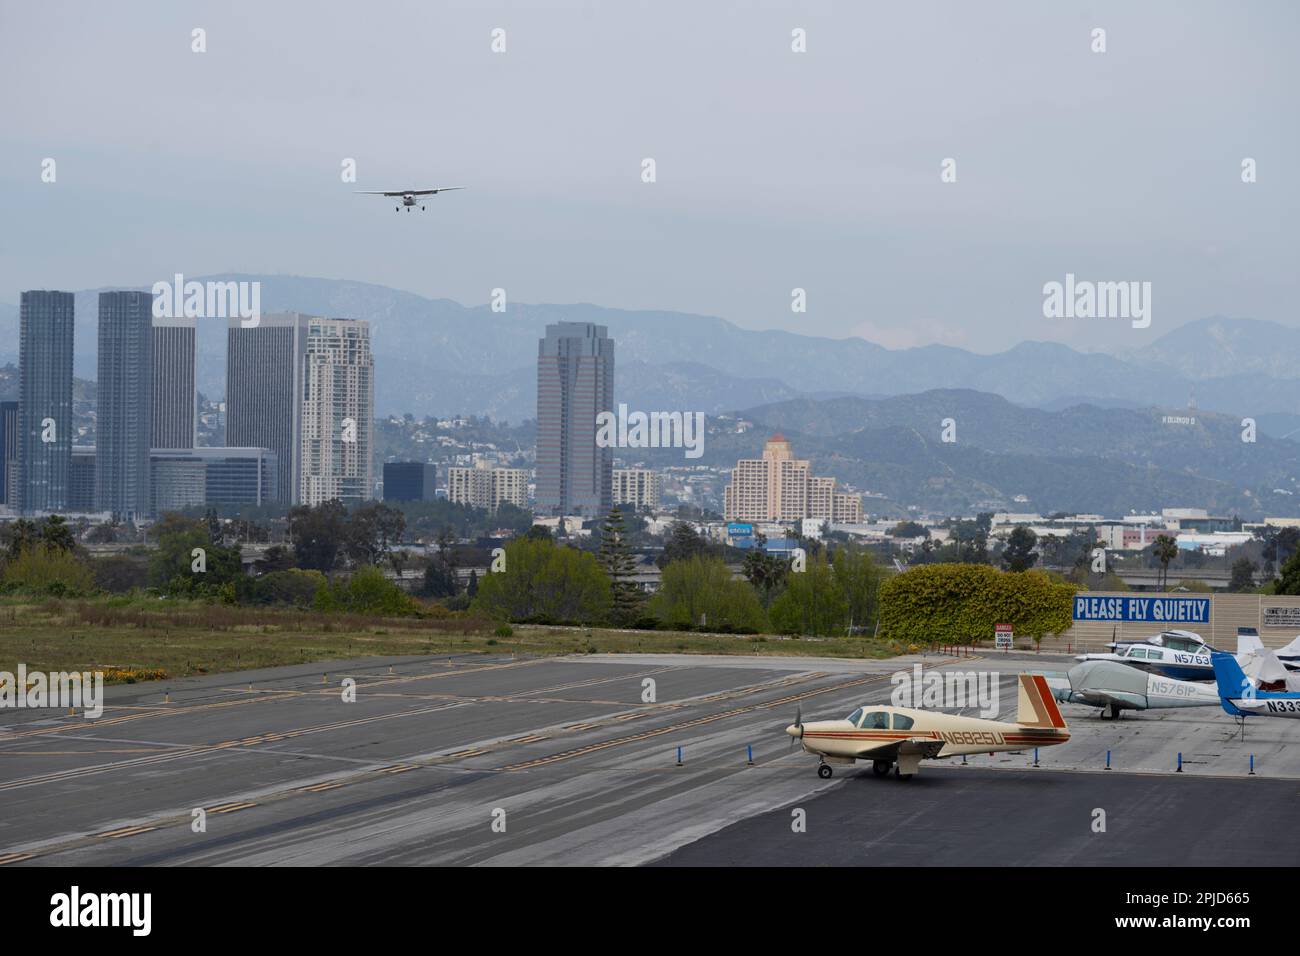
[0,595,904,683]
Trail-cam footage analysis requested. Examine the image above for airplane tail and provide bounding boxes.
[1016,674,1068,729]
[1211,652,1251,716]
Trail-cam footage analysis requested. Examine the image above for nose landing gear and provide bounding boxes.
[816,762,833,779]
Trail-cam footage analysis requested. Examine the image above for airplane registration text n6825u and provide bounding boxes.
[786,673,1070,780]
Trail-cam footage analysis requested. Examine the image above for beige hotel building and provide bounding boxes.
[723,434,861,524]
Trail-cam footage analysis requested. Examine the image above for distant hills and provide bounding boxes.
[2,277,1299,430]
[2,276,1298,516]
[715,390,1300,518]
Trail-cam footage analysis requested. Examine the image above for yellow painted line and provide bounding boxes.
[0,852,33,865]
[446,747,486,757]
[500,672,889,772]
[378,764,416,775]
[97,825,157,839]
[206,801,257,814]
[510,734,547,743]
[298,782,344,793]
[565,722,599,730]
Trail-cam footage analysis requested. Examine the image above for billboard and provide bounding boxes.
[1072,595,1210,624]
[726,522,754,538]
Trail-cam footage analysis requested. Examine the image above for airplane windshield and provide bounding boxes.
[845,708,863,725]
[860,711,890,730]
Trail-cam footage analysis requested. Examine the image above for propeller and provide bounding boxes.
[788,705,803,750]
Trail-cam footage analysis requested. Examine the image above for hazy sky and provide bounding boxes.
[1,0,1296,355]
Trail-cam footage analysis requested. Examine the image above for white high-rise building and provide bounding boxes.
[447,459,528,512]
[299,317,374,506]
[612,469,660,509]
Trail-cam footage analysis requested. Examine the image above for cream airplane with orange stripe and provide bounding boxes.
[786,674,1070,780]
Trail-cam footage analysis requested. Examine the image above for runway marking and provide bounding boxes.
[0,702,467,793]
[207,801,257,814]
[297,782,344,793]
[378,764,417,775]
[498,672,890,771]
[0,852,33,865]
[446,747,487,757]
[97,825,157,839]
[509,734,547,743]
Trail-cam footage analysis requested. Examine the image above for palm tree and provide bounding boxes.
[1153,534,1179,590]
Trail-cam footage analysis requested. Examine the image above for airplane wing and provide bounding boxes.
[850,737,945,761]
[354,188,465,196]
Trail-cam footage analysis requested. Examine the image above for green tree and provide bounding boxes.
[2,542,94,595]
[1153,534,1179,590]
[832,545,883,633]
[472,538,611,624]
[598,508,642,625]
[649,554,766,633]
[769,552,848,636]
[878,563,1076,645]
[742,546,788,609]
[289,500,348,573]
[1001,525,1038,572]
[1228,556,1259,593]
[315,565,417,615]
[1274,548,1300,595]
[657,521,715,569]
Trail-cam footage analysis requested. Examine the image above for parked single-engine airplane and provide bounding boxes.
[1075,629,1219,681]
[356,186,464,211]
[1212,652,1300,720]
[786,673,1069,780]
[1046,659,1220,719]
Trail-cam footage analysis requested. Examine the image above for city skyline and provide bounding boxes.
[3,2,1297,358]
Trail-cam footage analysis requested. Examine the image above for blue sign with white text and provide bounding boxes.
[727,522,754,537]
[1072,595,1210,624]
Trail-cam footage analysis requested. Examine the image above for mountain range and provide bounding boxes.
[1,278,1299,432]
[2,276,1298,516]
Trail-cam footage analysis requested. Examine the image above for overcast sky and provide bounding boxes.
[1,0,1296,355]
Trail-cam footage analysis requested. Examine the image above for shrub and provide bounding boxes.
[2,543,95,596]
[878,563,1076,645]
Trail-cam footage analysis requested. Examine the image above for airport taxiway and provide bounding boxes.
[0,650,1295,866]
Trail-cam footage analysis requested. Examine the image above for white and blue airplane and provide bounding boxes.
[1211,652,1300,720]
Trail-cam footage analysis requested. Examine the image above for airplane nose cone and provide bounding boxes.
[785,724,802,738]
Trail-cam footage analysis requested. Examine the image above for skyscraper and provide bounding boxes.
[0,401,18,507]
[152,314,196,448]
[535,322,614,516]
[226,312,309,505]
[18,290,75,514]
[300,317,373,506]
[97,291,154,519]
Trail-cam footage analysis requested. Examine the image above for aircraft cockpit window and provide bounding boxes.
[1128,647,1148,658]
[860,711,890,730]
[892,714,915,730]
[845,708,863,726]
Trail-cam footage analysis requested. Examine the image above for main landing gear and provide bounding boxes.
[872,760,891,777]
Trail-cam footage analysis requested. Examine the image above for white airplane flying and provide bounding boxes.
[356,186,465,211]
[786,673,1070,780]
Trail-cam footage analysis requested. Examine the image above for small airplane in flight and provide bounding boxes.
[786,673,1069,780]
[356,186,465,212]
[1212,652,1300,720]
